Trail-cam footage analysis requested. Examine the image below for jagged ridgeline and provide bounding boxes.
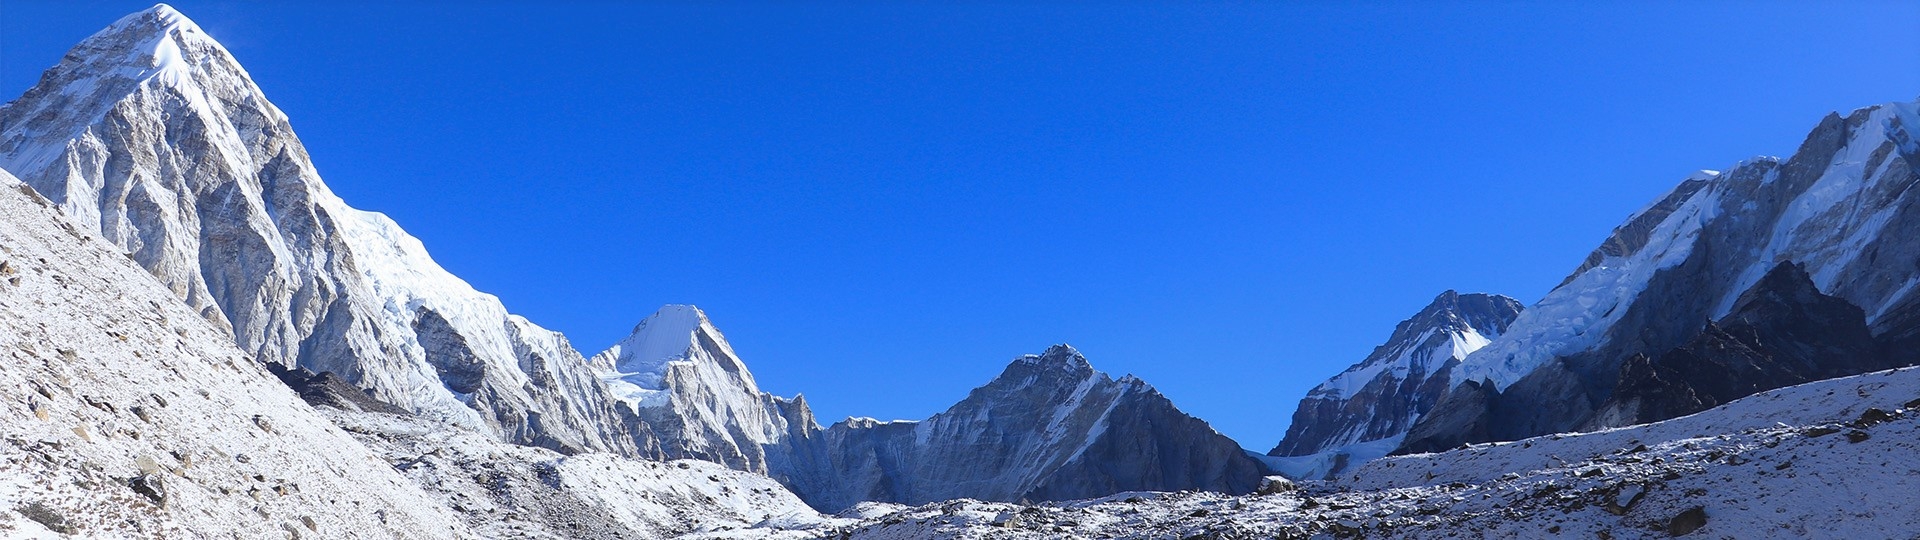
[0,4,1266,511]
[586,307,1265,511]
[1266,291,1523,479]
[1272,97,1920,473]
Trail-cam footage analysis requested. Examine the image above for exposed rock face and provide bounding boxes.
[0,5,651,457]
[1265,291,1521,479]
[588,305,819,473]
[785,345,1267,512]
[1396,99,1920,455]
[1584,262,1891,428]
[0,166,471,537]
[265,362,410,416]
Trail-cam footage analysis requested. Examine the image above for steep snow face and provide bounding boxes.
[594,305,757,407]
[0,5,648,456]
[1453,174,1725,390]
[1267,291,1523,479]
[590,305,817,474]
[0,167,472,538]
[1456,101,1920,392]
[786,345,1266,512]
[1351,99,1920,456]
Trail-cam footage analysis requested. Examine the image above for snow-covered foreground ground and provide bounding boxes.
[828,366,1920,539]
[324,408,851,539]
[0,171,472,538]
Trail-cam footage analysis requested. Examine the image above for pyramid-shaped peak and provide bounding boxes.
[615,305,717,358]
[131,4,192,26]
[1,4,281,216]
[26,2,257,106]
[1018,343,1088,368]
[1412,290,1523,326]
[589,303,749,379]
[997,344,1101,384]
[630,304,711,334]
[85,3,222,62]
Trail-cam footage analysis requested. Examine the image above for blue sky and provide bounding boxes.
[5,1,1918,449]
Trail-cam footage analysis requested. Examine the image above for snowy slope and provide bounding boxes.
[0,166,472,538]
[0,4,649,457]
[1453,171,1724,389]
[0,159,846,539]
[1267,291,1522,480]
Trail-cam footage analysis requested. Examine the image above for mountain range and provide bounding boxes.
[1,4,1916,538]
[0,4,1261,514]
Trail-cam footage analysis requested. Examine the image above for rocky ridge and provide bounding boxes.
[1265,291,1522,480]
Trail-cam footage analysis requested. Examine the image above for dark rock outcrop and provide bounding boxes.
[1402,261,1913,454]
[1588,262,1890,427]
[265,363,409,416]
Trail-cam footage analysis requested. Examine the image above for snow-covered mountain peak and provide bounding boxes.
[2,4,652,456]
[1372,97,1920,462]
[0,2,263,195]
[589,304,763,405]
[1011,344,1094,373]
[1684,169,1722,182]
[86,3,217,75]
[1265,290,1523,479]
[1308,291,1521,401]
[585,305,806,472]
[591,304,727,380]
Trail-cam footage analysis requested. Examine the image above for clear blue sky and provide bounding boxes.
[5,2,1918,449]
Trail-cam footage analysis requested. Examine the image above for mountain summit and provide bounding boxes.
[1265,291,1522,479]
[0,2,652,456]
[589,304,816,474]
[785,344,1267,511]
